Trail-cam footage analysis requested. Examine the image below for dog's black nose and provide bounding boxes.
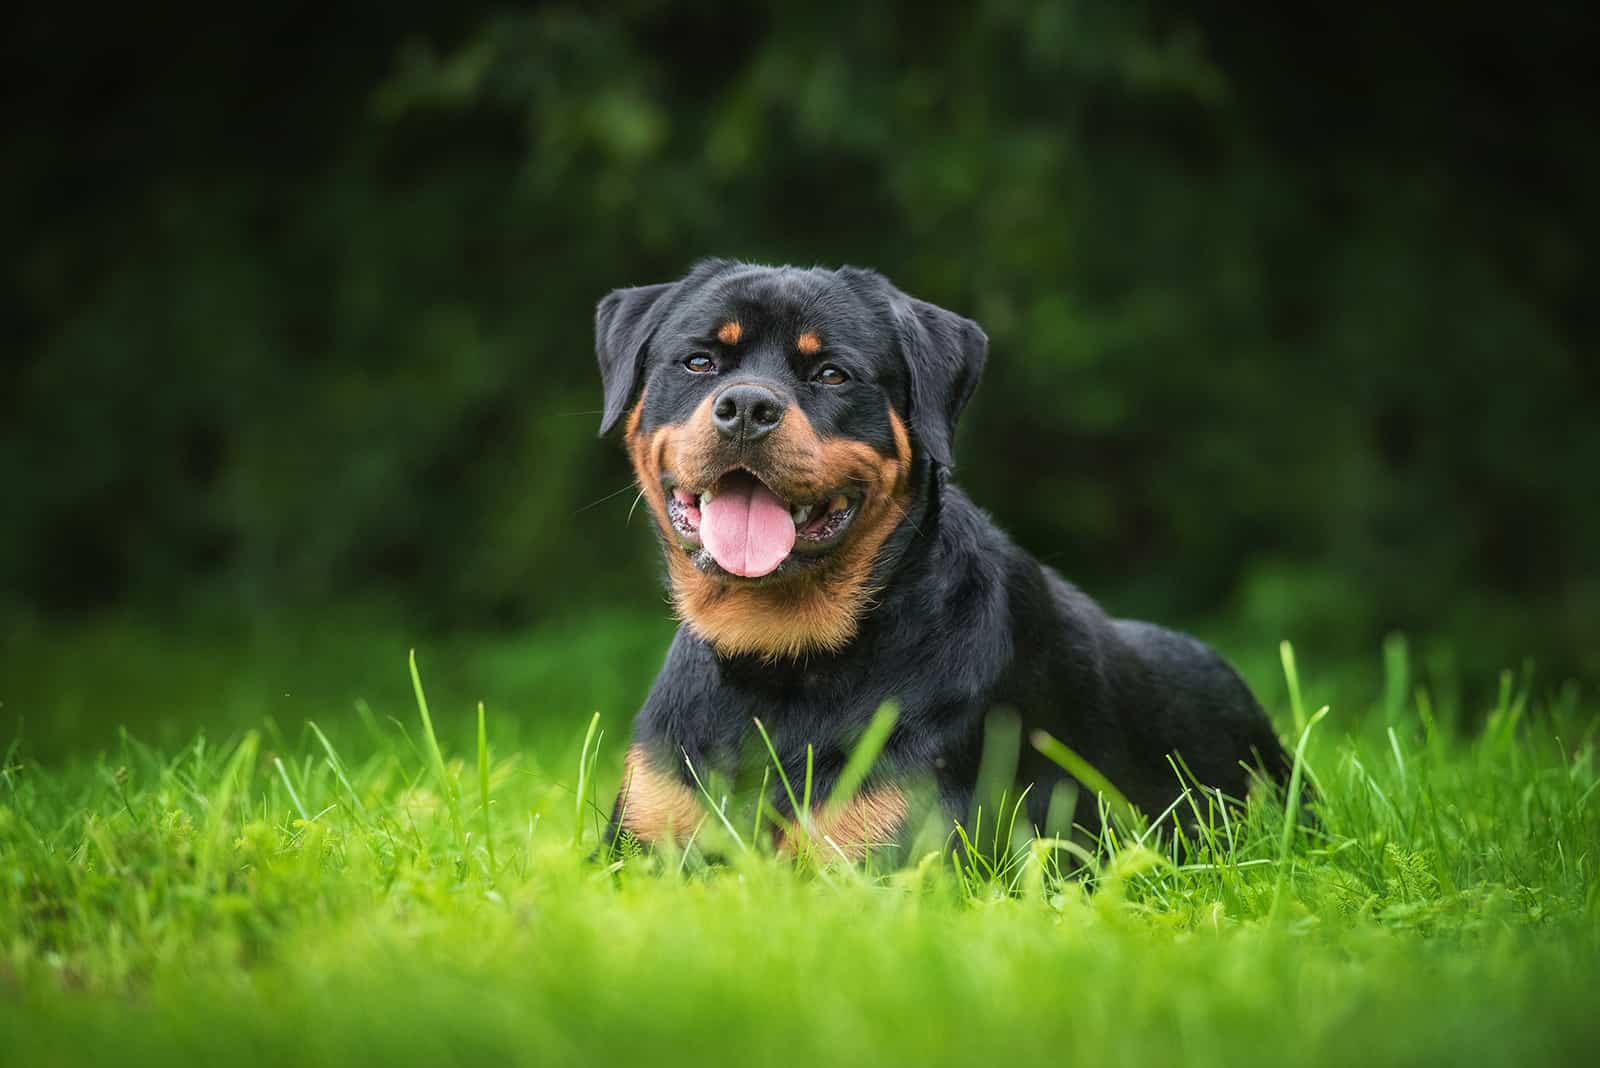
[711,384,786,443]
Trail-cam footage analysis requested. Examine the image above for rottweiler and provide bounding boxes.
[596,259,1287,861]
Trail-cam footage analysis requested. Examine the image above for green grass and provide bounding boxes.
[2,621,1597,1066]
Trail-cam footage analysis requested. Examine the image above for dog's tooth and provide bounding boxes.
[698,490,713,509]
[792,504,810,526]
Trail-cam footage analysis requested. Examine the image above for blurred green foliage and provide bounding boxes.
[5,3,1596,675]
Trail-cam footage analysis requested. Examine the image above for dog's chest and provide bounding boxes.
[696,659,967,774]
[705,666,883,741]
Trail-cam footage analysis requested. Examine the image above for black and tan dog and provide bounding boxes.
[597,259,1286,860]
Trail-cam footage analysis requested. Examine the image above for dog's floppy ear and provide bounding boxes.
[595,282,676,436]
[892,293,988,469]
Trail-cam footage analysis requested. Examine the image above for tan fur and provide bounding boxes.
[625,391,914,659]
[615,744,703,842]
[796,330,822,356]
[781,787,908,861]
[716,320,742,346]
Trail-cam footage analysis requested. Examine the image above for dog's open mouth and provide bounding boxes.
[664,469,859,578]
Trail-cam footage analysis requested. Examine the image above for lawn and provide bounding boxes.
[2,616,1596,1066]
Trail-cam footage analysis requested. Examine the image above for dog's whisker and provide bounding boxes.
[576,482,645,515]
[881,495,924,537]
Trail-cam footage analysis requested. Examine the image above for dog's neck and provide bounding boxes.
[860,460,943,593]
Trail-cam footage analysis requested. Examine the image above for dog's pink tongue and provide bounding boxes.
[701,478,796,577]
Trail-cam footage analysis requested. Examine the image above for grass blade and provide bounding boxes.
[309,720,368,822]
[573,711,601,845]
[478,701,496,873]
[681,749,746,853]
[1280,640,1307,736]
[1271,703,1329,918]
[829,701,899,805]
[1030,729,1137,828]
[274,756,310,821]
[409,649,462,848]
[752,717,803,824]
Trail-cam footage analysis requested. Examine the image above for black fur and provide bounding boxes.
[597,261,1287,852]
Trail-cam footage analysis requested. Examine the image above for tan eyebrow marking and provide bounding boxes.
[796,331,821,356]
[716,320,742,346]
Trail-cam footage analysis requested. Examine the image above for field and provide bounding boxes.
[3,616,1597,1066]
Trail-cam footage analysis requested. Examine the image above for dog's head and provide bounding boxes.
[596,260,986,658]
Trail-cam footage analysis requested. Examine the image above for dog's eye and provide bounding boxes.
[813,365,848,386]
[684,354,716,374]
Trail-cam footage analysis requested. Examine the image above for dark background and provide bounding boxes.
[5,2,1597,688]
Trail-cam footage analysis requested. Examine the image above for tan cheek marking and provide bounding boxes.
[888,409,912,468]
[624,395,667,528]
[761,404,828,493]
[626,394,726,544]
[617,745,703,842]
[624,393,646,439]
[659,393,723,489]
[717,320,742,346]
[796,331,821,356]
